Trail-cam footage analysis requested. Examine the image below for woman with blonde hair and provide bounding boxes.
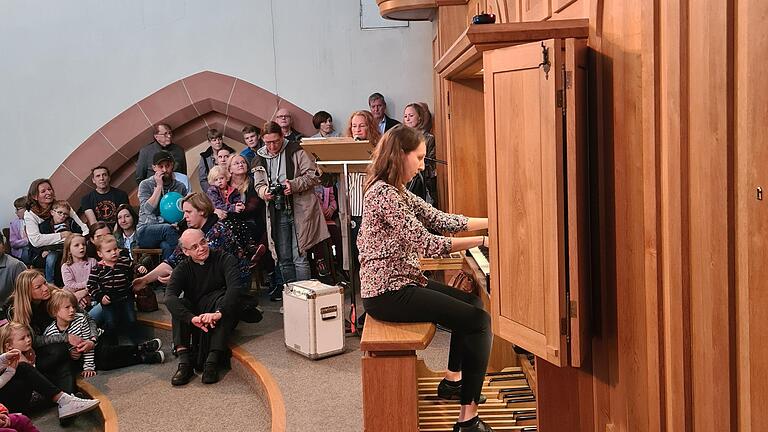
[403,102,438,206]
[7,269,95,394]
[359,126,493,432]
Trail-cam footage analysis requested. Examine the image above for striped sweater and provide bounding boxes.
[43,313,102,371]
[87,256,134,304]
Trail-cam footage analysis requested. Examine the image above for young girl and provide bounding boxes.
[0,327,100,420]
[43,289,163,378]
[0,323,35,366]
[206,165,244,216]
[61,235,97,311]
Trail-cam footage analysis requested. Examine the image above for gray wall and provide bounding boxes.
[0,0,433,226]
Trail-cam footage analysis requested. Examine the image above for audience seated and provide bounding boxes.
[135,123,187,184]
[6,270,85,393]
[274,108,303,142]
[9,197,32,266]
[79,166,129,227]
[253,122,329,284]
[216,147,233,168]
[368,92,400,134]
[0,232,26,306]
[311,111,340,138]
[136,151,187,259]
[198,129,235,193]
[166,229,244,385]
[43,289,163,379]
[0,327,100,422]
[24,179,89,284]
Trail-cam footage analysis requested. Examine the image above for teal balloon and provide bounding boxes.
[159,192,184,223]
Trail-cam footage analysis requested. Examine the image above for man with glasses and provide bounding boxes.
[274,108,302,143]
[135,123,187,184]
[165,229,243,386]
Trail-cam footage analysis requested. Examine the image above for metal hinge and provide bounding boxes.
[446,90,451,119]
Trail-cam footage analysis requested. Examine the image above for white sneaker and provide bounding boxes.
[58,393,100,419]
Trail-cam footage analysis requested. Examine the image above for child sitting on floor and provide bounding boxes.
[0,323,35,366]
[0,402,39,432]
[43,289,163,378]
[87,234,141,344]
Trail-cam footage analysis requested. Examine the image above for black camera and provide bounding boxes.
[268,183,291,212]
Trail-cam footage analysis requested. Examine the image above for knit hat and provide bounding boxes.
[0,403,7,414]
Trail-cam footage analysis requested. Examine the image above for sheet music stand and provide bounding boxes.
[301,137,373,334]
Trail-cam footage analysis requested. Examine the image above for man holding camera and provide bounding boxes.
[253,121,329,284]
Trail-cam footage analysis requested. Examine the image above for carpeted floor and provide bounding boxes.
[32,284,454,431]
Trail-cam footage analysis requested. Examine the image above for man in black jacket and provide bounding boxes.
[369,92,401,134]
[165,229,243,385]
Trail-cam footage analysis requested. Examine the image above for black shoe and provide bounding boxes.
[138,338,162,354]
[140,351,165,364]
[201,363,219,384]
[437,379,487,404]
[454,417,494,432]
[171,363,194,386]
[269,291,282,301]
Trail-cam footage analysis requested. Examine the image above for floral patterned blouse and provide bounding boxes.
[358,180,468,298]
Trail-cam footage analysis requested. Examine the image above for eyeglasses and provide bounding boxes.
[264,139,282,145]
[183,238,208,252]
[155,131,172,137]
[275,115,291,119]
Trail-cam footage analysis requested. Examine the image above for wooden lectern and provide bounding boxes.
[300,137,373,331]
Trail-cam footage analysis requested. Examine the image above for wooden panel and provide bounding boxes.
[521,0,551,21]
[377,0,437,20]
[362,353,419,431]
[486,0,518,23]
[484,39,568,366]
[688,0,733,429]
[737,0,768,430]
[564,38,590,367]
[445,79,487,221]
[438,5,469,57]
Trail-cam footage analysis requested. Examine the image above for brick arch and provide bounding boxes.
[50,71,315,205]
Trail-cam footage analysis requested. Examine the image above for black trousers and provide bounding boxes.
[171,296,238,358]
[0,362,60,414]
[362,281,492,405]
[93,343,141,371]
[35,342,76,394]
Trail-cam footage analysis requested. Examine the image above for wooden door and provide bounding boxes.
[484,39,568,366]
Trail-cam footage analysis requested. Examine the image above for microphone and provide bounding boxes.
[425,156,447,165]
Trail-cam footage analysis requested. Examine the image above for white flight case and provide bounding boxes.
[283,280,345,359]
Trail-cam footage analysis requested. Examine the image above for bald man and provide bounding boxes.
[274,108,303,142]
[165,229,243,385]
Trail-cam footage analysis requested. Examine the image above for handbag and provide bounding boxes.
[135,286,159,312]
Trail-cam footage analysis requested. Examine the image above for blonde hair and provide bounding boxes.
[345,110,381,145]
[365,125,425,194]
[62,234,87,265]
[227,154,251,196]
[180,192,214,218]
[47,289,77,318]
[10,269,48,328]
[0,322,32,353]
[95,234,118,252]
[207,165,230,185]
